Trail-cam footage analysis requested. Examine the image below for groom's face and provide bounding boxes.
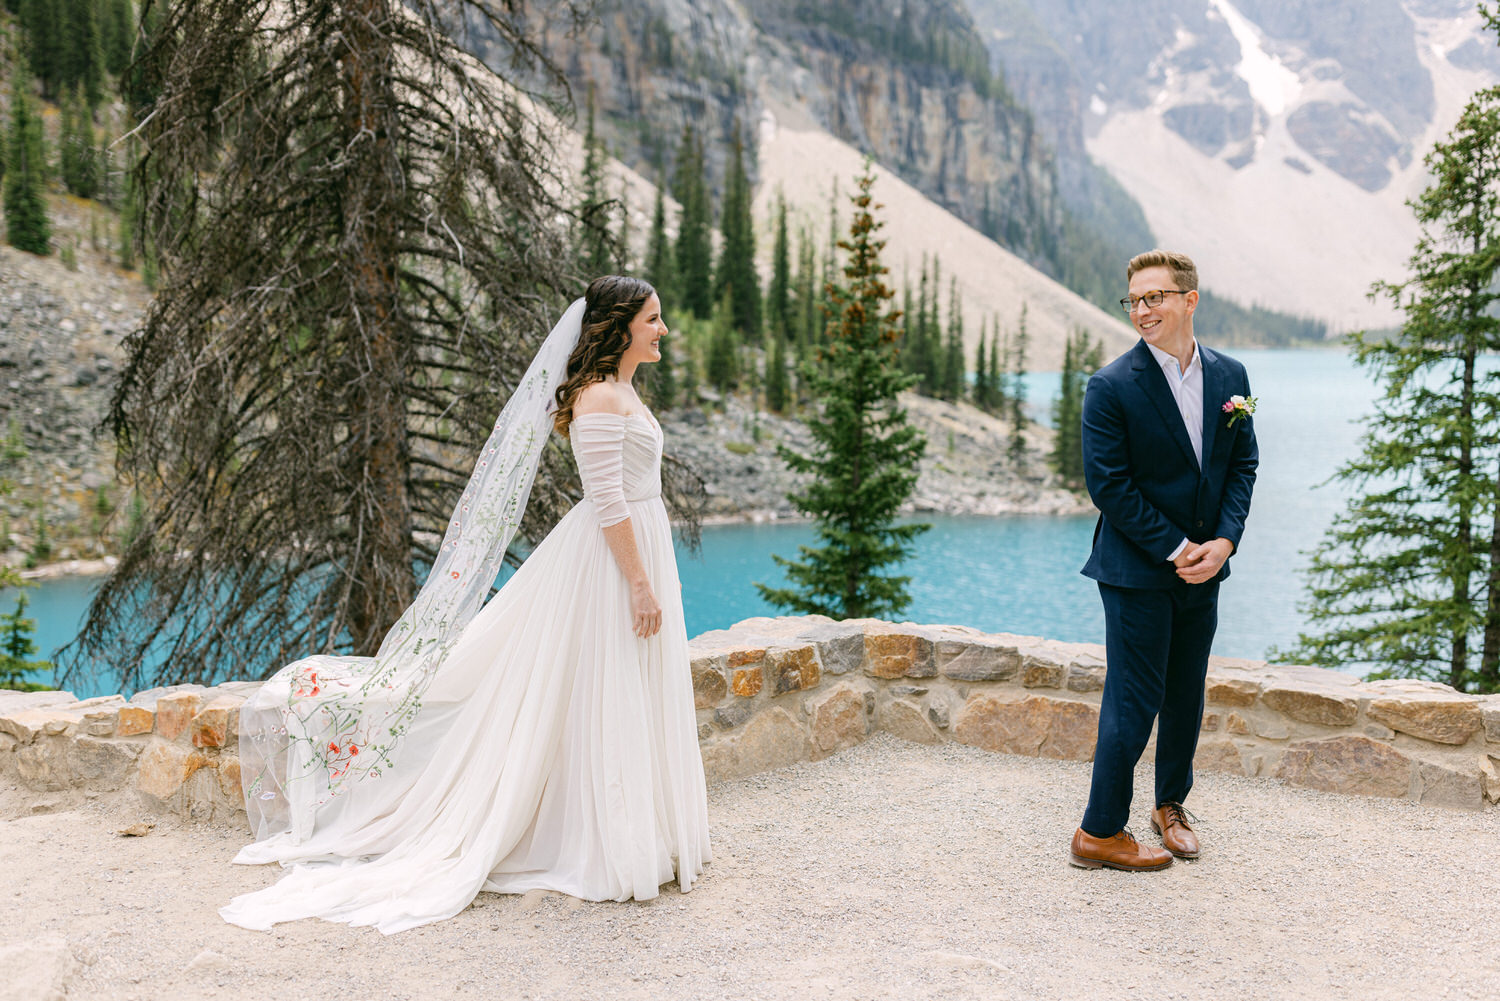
[1127,265,1197,354]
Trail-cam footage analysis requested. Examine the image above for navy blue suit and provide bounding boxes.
[1078,339,1257,836]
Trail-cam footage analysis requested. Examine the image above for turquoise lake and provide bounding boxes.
[11,347,1370,698]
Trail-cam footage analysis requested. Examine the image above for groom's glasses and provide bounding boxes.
[1120,289,1189,312]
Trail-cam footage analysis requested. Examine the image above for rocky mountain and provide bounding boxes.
[968,0,1500,331]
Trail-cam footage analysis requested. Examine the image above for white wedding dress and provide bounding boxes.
[221,410,710,933]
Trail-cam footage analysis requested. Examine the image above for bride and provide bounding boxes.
[221,276,711,933]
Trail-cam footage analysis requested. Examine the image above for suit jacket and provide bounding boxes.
[1080,339,1258,590]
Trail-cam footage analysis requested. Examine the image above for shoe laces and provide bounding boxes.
[1161,803,1198,828]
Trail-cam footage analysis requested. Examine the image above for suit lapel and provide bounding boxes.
[1200,345,1222,471]
[1129,340,1199,471]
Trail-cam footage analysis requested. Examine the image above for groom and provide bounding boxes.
[1068,249,1257,871]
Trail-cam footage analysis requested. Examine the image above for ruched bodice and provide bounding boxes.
[569,412,662,527]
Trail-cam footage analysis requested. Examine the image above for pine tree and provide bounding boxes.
[714,123,761,339]
[643,179,674,300]
[60,87,100,200]
[1282,81,1500,693]
[672,125,713,319]
[705,296,740,393]
[101,0,134,78]
[578,90,615,276]
[4,65,51,256]
[942,277,964,401]
[767,191,791,340]
[765,329,789,413]
[1050,327,1101,489]
[972,328,989,410]
[18,0,62,98]
[1008,303,1029,463]
[990,317,1008,413]
[645,331,677,412]
[757,163,928,618]
[62,0,104,107]
[0,592,51,690]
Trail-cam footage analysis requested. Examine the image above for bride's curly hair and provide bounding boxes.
[552,275,656,435]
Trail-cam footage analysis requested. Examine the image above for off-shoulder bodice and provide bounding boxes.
[568,412,663,527]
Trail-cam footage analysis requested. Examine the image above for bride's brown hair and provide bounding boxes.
[552,275,656,435]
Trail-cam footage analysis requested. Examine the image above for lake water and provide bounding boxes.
[11,347,1371,698]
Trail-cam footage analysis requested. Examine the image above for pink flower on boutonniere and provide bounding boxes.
[1221,394,1256,427]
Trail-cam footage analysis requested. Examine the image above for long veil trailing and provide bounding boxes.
[235,298,586,845]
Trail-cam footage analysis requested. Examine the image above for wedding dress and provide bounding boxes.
[221,355,710,932]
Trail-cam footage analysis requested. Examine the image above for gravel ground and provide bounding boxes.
[3,733,1497,1001]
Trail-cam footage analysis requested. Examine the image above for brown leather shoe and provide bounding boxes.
[1151,802,1200,859]
[1068,827,1173,871]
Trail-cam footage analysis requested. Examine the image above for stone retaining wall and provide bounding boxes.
[4,617,1498,823]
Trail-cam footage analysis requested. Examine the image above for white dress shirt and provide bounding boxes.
[1145,339,1202,561]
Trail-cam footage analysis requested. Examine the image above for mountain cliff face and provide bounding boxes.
[967,0,1500,329]
[539,0,1069,277]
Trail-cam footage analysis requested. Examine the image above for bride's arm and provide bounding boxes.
[573,386,662,638]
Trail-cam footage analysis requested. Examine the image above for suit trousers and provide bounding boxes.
[1080,579,1220,837]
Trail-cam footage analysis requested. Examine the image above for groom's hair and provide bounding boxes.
[1127,249,1198,292]
[552,275,657,434]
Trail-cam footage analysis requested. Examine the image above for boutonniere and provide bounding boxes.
[1221,395,1256,427]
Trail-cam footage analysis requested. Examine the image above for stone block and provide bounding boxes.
[116,705,154,736]
[720,707,810,780]
[1225,712,1251,735]
[713,702,754,729]
[191,696,245,749]
[127,683,206,709]
[770,645,822,694]
[1206,678,1260,707]
[811,630,867,676]
[0,709,64,743]
[928,700,951,730]
[218,757,243,800]
[0,690,78,714]
[936,640,1019,682]
[727,648,767,670]
[1275,736,1411,799]
[952,694,1098,761]
[691,661,728,710]
[1201,712,1220,732]
[1253,717,1289,740]
[1193,740,1244,775]
[731,667,763,698]
[1065,663,1105,693]
[1368,695,1482,746]
[1481,756,1500,805]
[1363,722,1395,740]
[1021,656,1065,689]
[67,735,142,790]
[697,722,714,742]
[1260,686,1358,727]
[878,699,940,745]
[1414,760,1483,809]
[15,737,71,790]
[864,632,935,679]
[1483,703,1500,743]
[137,741,213,802]
[155,692,202,741]
[810,685,870,756]
[82,707,120,738]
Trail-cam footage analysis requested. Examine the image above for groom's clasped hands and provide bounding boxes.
[1172,538,1234,585]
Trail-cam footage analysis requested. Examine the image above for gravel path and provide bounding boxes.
[3,733,1496,1001]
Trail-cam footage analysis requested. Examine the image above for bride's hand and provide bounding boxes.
[630,580,662,638]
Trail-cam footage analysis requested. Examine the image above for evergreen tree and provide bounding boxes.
[63,0,104,107]
[757,164,928,618]
[767,191,791,340]
[578,91,615,276]
[0,592,51,690]
[643,179,674,300]
[645,331,677,412]
[4,66,51,256]
[19,0,62,97]
[59,87,101,200]
[1050,327,1101,489]
[942,277,964,401]
[990,317,1008,413]
[672,125,713,319]
[714,123,761,339]
[1008,304,1029,463]
[101,0,134,77]
[705,297,740,393]
[972,328,989,410]
[765,329,789,413]
[1282,82,1500,693]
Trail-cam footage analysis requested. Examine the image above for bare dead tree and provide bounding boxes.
[64,0,701,691]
